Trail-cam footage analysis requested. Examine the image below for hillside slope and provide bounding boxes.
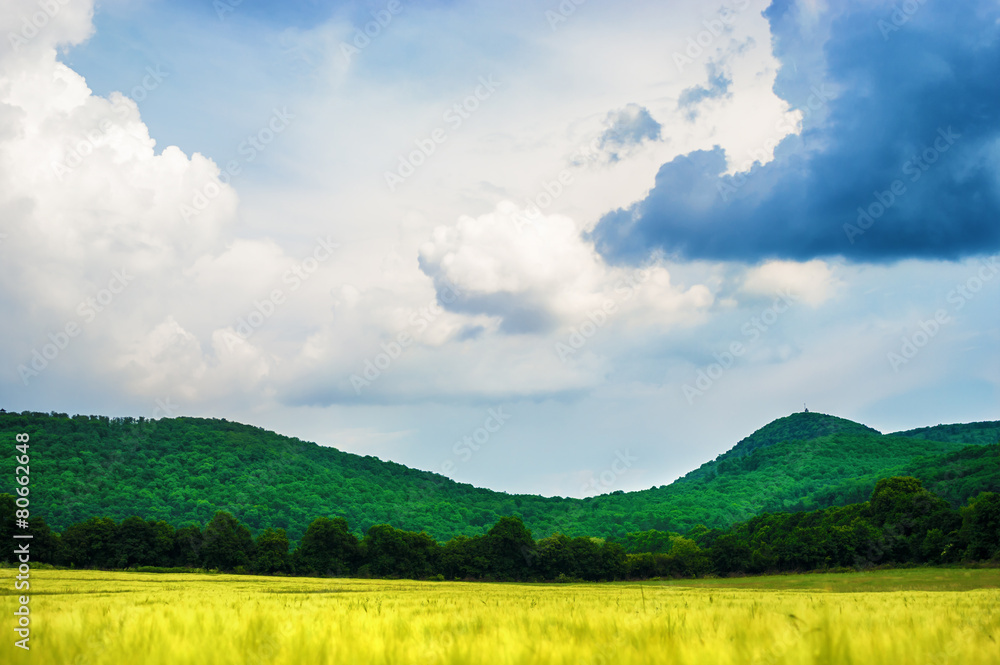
[891,420,1000,446]
[788,442,1000,511]
[1,411,994,541]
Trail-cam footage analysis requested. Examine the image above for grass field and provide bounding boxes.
[4,568,999,665]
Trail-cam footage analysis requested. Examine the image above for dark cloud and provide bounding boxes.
[591,0,1000,263]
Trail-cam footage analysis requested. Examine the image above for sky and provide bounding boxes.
[0,0,997,499]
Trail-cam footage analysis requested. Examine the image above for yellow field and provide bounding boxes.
[4,569,999,665]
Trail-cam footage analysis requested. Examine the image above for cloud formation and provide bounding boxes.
[591,0,1000,264]
[417,202,712,335]
[678,62,732,121]
[596,103,662,163]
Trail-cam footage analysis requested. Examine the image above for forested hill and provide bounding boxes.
[1,410,996,543]
[714,412,880,463]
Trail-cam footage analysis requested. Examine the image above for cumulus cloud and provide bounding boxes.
[1,0,94,59]
[417,202,713,336]
[0,7,305,404]
[591,0,1000,263]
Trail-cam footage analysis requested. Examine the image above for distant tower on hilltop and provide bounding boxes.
[803,403,809,413]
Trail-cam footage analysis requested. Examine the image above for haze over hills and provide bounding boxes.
[1,410,996,543]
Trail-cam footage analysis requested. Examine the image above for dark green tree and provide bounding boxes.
[294,517,358,576]
[172,525,203,567]
[254,528,290,574]
[115,516,174,568]
[59,517,118,568]
[960,492,1000,560]
[201,511,254,572]
[484,515,535,580]
[361,524,439,578]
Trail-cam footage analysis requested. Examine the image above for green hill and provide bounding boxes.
[1,410,995,542]
[710,412,881,464]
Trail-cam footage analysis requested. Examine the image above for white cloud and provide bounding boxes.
[1,0,94,59]
[418,202,713,335]
[740,259,840,305]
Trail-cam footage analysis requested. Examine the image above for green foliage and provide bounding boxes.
[484,515,535,580]
[60,516,118,568]
[115,516,174,568]
[254,528,290,574]
[6,476,1000,583]
[611,529,678,554]
[893,421,1000,447]
[201,511,255,572]
[960,492,1000,560]
[293,517,358,576]
[1,411,996,546]
[362,524,439,579]
[703,412,881,467]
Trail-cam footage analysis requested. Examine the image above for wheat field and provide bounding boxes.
[4,569,999,665]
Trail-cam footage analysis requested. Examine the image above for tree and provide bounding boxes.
[294,517,358,576]
[440,535,487,580]
[535,534,574,580]
[960,492,1000,560]
[665,536,710,577]
[254,528,290,574]
[484,515,535,580]
[868,476,959,562]
[172,525,203,567]
[869,476,926,526]
[116,516,174,568]
[60,517,118,568]
[598,541,627,580]
[361,524,439,579]
[201,511,254,572]
[711,533,751,574]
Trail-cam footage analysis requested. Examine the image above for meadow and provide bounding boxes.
[4,568,999,665]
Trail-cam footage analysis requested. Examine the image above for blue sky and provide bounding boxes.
[1,0,997,497]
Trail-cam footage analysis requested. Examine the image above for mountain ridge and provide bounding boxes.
[1,409,995,542]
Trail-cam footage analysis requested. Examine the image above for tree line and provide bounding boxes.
[2,477,998,580]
